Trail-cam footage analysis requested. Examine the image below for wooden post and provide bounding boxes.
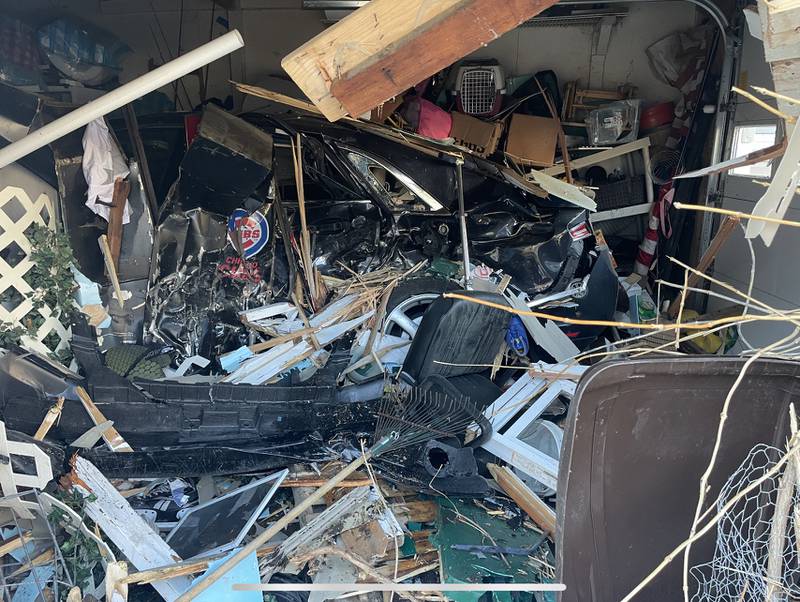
[666,215,739,318]
[107,178,130,271]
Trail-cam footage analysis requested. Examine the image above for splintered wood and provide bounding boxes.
[225,290,378,384]
[75,386,133,453]
[756,0,800,120]
[281,0,560,121]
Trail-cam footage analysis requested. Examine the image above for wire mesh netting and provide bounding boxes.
[691,443,800,602]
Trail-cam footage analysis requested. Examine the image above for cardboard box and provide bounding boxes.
[449,111,503,158]
[505,114,559,167]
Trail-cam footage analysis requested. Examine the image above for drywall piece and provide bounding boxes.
[308,555,360,602]
[527,170,597,211]
[71,457,191,601]
[190,548,261,602]
[0,31,244,169]
[281,0,560,121]
[744,6,763,40]
[0,420,53,520]
[339,503,404,562]
[106,561,129,602]
[263,485,391,581]
[166,469,288,560]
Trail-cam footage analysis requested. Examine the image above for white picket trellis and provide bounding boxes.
[0,182,70,356]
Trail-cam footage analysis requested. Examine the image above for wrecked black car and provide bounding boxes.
[0,100,617,480]
[145,105,618,365]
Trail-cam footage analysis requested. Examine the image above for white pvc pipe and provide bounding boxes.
[0,30,244,169]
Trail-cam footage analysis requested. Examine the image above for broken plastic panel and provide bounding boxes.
[166,469,288,559]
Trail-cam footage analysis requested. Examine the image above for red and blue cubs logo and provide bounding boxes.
[228,209,269,259]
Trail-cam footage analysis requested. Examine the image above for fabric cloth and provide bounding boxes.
[82,118,130,224]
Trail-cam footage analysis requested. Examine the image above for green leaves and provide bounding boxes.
[48,490,105,598]
[0,224,77,358]
[27,223,78,317]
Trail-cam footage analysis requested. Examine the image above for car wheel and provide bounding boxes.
[383,277,461,341]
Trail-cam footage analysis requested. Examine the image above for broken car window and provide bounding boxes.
[345,150,445,213]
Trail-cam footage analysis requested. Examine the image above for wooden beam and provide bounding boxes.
[487,463,556,537]
[757,0,800,119]
[282,0,559,121]
[98,234,125,310]
[666,215,739,318]
[107,178,130,271]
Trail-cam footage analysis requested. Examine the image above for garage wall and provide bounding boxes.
[4,0,328,110]
[7,0,700,110]
[708,25,794,349]
[466,2,699,103]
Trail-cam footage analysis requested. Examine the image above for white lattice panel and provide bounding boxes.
[0,183,70,356]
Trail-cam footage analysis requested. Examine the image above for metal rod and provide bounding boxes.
[456,159,471,290]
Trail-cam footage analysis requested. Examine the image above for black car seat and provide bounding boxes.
[399,290,510,407]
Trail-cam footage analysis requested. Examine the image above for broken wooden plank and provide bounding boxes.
[390,500,438,524]
[98,234,125,309]
[75,386,133,453]
[70,457,191,601]
[33,397,64,441]
[281,0,560,121]
[666,215,739,318]
[0,532,31,559]
[107,178,130,271]
[487,463,556,537]
[280,477,373,488]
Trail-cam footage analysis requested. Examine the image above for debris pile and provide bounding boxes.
[3,1,799,599]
